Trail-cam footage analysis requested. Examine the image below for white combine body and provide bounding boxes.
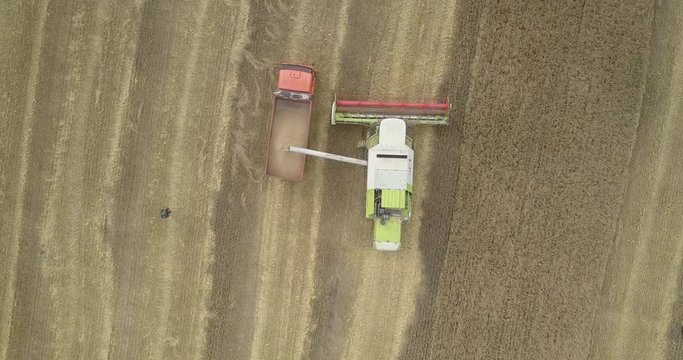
[365,119,414,250]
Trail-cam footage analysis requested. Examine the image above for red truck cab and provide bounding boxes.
[277,64,315,94]
[265,64,316,180]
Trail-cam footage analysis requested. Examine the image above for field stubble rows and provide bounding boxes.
[0,1,681,359]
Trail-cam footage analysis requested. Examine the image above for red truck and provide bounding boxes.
[265,64,316,180]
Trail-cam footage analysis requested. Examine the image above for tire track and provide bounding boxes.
[38,2,113,358]
[70,2,119,356]
[203,1,283,358]
[158,1,251,358]
[334,0,460,358]
[304,0,463,357]
[587,2,683,355]
[247,1,350,358]
[106,2,177,357]
[0,1,49,358]
[88,4,143,359]
[91,5,147,357]
[306,1,403,357]
[146,0,209,358]
[293,1,350,356]
[246,1,323,357]
[613,82,683,359]
[120,2,216,358]
[202,7,252,340]
[194,2,255,353]
[5,1,78,357]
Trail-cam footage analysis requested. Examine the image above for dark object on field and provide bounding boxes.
[160,208,171,218]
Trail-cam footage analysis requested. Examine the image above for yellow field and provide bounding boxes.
[0,1,681,359]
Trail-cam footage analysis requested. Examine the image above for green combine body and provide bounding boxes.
[366,188,412,246]
[359,119,415,250]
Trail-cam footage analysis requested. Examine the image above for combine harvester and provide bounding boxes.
[266,64,449,251]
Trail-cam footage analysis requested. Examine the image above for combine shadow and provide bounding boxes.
[399,1,481,358]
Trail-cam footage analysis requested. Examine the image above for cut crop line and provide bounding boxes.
[46,2,114,359]
[615,47,683,357]
[247,0,309,356]
[387,0,421,93]
[345,2,420,354]
[201,0,252,357]
[0,0,48,359]
[41,4,100,355]
[292,0,350,358]
[652,46,683,358]
[248,180,285,360]
[96,6,143,358]
[146,0,210,359]
[247,0,353,358]
[345,0,461,358]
